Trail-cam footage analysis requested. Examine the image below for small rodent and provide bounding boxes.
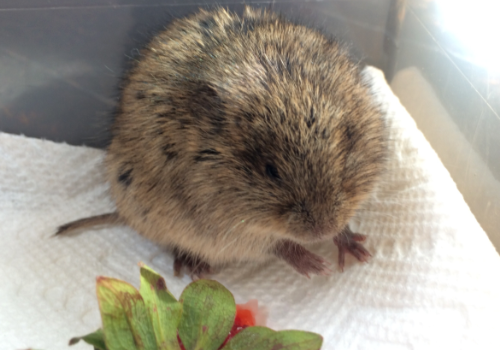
[57,7,387,277]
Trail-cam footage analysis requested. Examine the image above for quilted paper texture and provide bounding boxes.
[1,67,499,350]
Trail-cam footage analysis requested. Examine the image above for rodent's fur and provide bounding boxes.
[57,7,387,276]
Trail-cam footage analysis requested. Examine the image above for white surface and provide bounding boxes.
[391,66,500,252]
[1,67,500,350]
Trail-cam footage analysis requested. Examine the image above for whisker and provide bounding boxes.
[215,219,247,257]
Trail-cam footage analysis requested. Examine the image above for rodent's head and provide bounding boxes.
[181,74,385,243]
[123,8,387,243]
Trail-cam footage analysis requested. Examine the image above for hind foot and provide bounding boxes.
[172,248,212,279]
[333,226,371,271]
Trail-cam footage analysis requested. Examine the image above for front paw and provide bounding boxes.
[333,226,372,271]
[274,240,331,278]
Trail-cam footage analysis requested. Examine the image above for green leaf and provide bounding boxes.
[178,279,236,350]
[223,326,323,350]
[139,264,183,350]
[96,277,157,350]
[69,328,107,350]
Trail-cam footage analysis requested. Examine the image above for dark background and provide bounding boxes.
[0,0,394,148]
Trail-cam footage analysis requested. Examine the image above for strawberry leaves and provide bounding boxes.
[97,276,157,350]
[224,327,323,350]
[178,279,236,350]
[69,329,106,350]
[139,264,182,350]
[71,264,323,350]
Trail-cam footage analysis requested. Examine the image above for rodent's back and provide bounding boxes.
[106,7,387,266]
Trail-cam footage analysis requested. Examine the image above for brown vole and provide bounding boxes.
[57,7,387,277]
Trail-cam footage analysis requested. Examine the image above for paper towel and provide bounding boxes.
[1,67,500,350]
[391,66,500,251]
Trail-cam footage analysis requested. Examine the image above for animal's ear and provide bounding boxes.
[189,82,226,134]
[189,83,223,114]
[196,83,218,100]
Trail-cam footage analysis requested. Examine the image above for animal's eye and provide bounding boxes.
[265,163,281,180]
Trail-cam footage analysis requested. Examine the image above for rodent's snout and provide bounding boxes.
[285,221,338,243]
[305,221,340,242]
[310,224,337,240]
[282,204,339,242]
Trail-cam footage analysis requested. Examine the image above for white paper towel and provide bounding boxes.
[2,67,500,350]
